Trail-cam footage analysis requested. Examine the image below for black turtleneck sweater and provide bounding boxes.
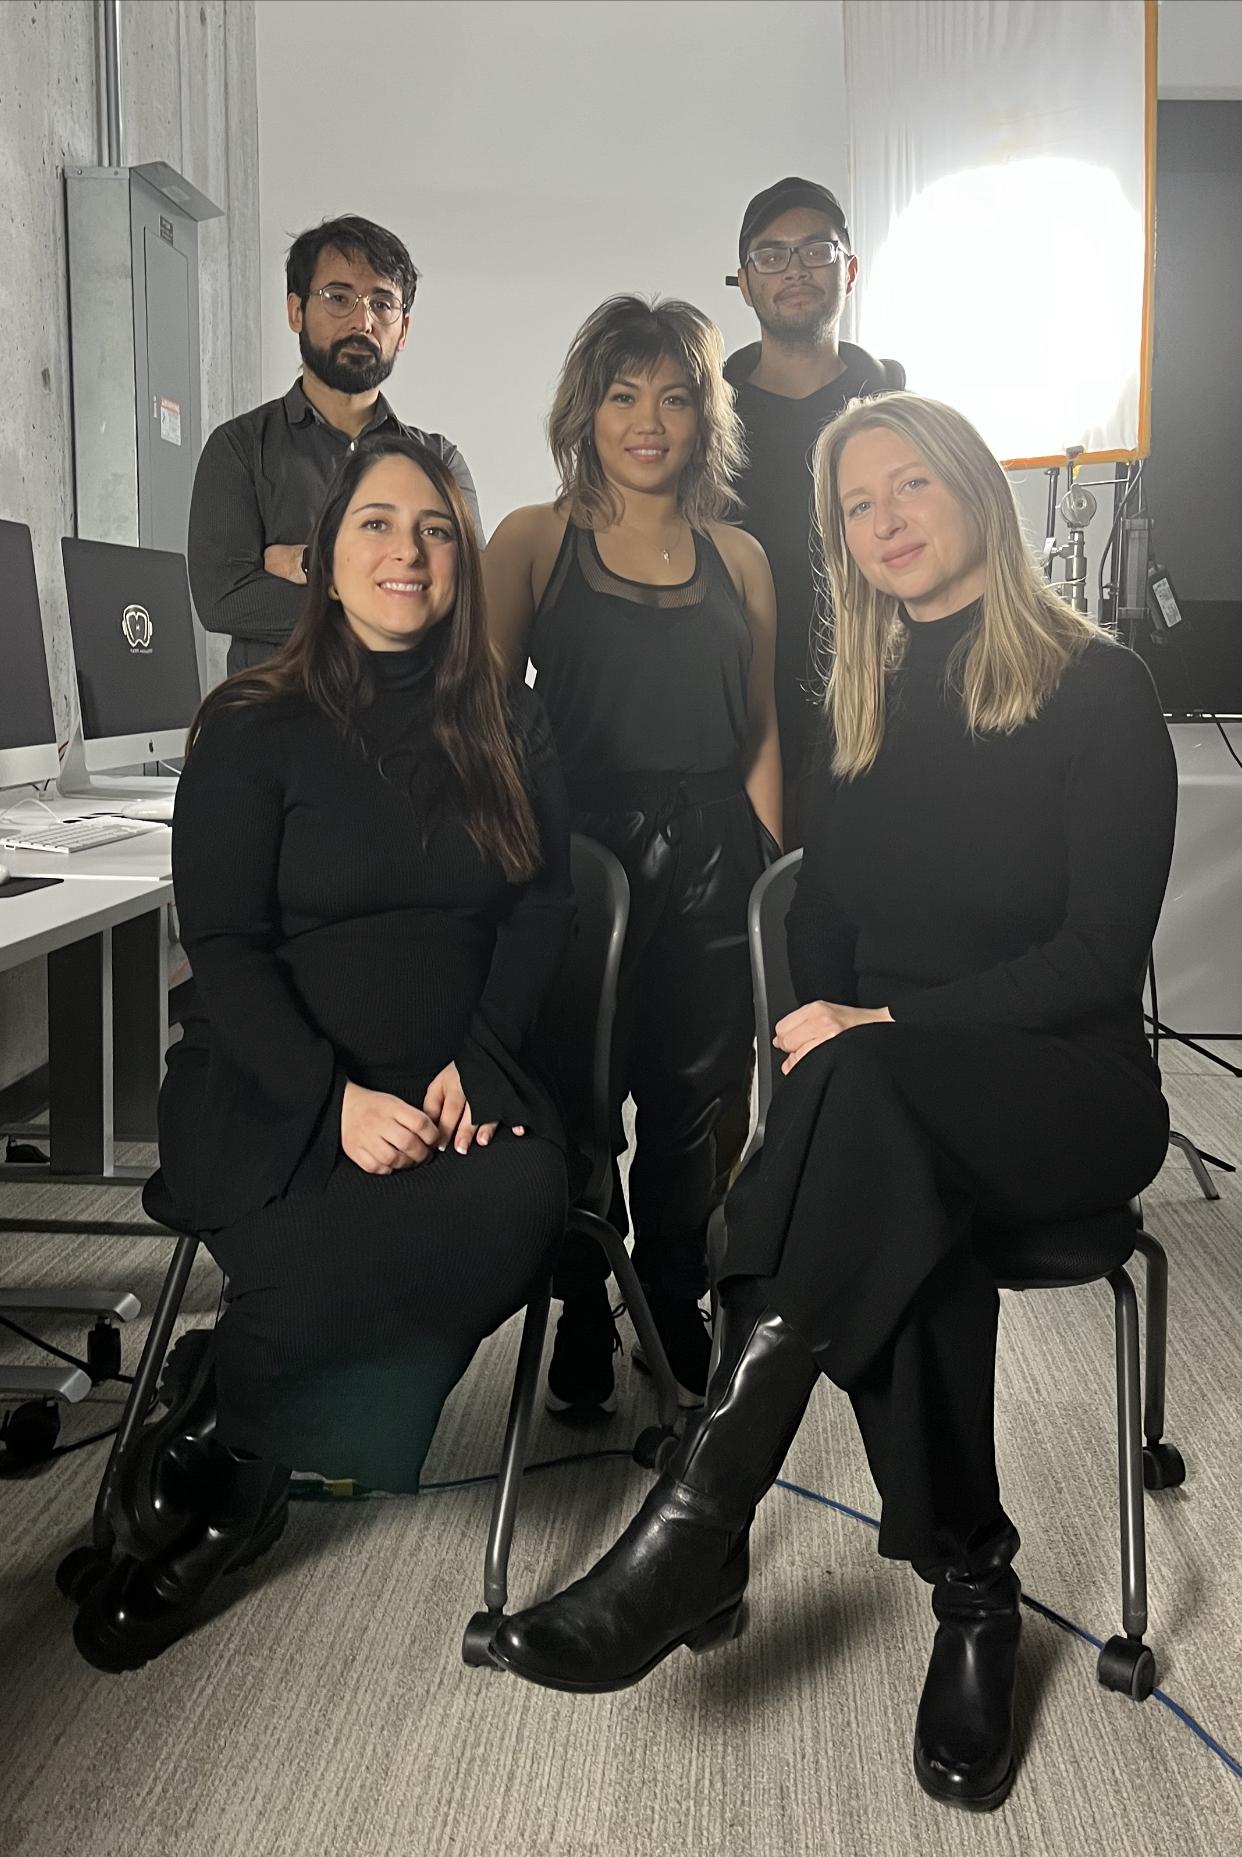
[159,635,573,1232]
[786,604,1177,1073]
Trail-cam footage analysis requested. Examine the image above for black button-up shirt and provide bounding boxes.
[187,379,480,673]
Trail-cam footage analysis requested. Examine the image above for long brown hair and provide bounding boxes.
[189,435,541,881]
[814,393,1106,778]
[548,295,745,530]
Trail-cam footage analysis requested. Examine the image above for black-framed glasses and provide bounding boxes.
[310,286,406,325]
[745,238,846,275]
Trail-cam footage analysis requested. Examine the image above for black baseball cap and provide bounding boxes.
[735,177,851,270]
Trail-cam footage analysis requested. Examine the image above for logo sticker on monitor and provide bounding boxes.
[122,604,153,651]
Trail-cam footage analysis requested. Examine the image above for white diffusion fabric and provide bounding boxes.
[843,0,1152,465]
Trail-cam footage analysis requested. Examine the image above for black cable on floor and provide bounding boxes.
[0,1312,133,1384]
[0,1420,122,1477]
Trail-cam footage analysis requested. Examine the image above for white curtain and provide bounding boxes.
[843,0,1152,465]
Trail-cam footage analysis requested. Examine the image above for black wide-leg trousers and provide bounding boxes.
[721,1021,1170,1571]
[554,782,764,1304]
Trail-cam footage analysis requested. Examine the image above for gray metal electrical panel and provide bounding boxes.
[65,162,222,686]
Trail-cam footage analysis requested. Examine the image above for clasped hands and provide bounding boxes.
[341,1065,524,1175]
[774,1001,893,1075]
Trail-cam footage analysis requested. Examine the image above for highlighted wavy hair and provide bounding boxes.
[549,295,744,530]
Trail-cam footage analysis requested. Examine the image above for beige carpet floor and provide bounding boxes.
[0,1046,1239,1856]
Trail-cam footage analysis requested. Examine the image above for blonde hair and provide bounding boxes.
[549,295,745,530]
[814,392,1107,778]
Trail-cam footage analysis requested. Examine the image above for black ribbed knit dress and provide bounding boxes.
[722,604,1178,1570]
[144,635,572,1491]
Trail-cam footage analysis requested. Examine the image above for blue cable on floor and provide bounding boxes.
[291,1450,1242,1786]
[777,1474,1242,1784]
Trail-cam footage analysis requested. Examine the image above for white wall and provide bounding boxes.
[252,0,1242,559]
[1159,0,1242,98]
[255,0,846,533]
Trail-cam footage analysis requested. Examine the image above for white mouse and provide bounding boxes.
[123,797,176,824]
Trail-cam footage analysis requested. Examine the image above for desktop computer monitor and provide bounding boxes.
[0,519,61,789]
[60,537,202,783]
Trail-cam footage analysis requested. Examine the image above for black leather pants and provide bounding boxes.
[556,773,764,1303]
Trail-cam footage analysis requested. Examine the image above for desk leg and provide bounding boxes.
[48,930,113,1175]
[112,907,168,1142]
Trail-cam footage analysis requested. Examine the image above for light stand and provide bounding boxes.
[1042,448,1237,1199]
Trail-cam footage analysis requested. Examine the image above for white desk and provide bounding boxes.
[0,873,173,1180]
[1,791,172,881]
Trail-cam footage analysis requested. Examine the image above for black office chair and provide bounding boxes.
[460,834,681,1663]
[57,838,683,1642]
[709,849,1186,1703]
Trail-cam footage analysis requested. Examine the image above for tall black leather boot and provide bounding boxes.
[491,1277,819,1692]
[913,1520,1022,1811]
[111,1327,219,1561]
[74,1443,290,1674]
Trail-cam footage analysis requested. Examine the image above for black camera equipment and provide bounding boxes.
[1042,451,1239,1193]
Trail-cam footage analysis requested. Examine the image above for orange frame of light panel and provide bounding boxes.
[1002,0,1157,469]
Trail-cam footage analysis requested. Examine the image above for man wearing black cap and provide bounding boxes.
[726,178,904,841]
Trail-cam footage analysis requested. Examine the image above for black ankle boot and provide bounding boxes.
[633,1287,712,1406]
[111,1328,218,1561]
[74,1445,290,1674]
[546,1281,621,1424]
[914,1521,1022,1811]
[491,1278,819,1691]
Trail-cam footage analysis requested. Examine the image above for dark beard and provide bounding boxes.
[299,327,395,394]
[753,296,839,351]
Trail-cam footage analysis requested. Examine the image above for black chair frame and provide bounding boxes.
[461,835,681,1663]
[708,849,1187,1703]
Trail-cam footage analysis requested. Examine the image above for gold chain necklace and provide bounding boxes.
[624,516,686,564]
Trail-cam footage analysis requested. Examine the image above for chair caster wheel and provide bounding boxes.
[87,1320,123,1383]
[461,1611,502,1668]
[56,1545,112,1603]
[1,1398,61,1469]
[1142,1442,1186,1490]
[1098,1635,1156,1700]
[633,1424,678,1471]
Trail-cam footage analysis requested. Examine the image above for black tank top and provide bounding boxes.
[529,521,752,787]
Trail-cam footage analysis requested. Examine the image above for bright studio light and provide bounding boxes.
[864,157,1145,463]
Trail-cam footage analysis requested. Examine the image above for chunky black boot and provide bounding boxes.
[491,1278,819,1691]
[913,1521,1022,1811]
[111,1328,219,1561]
[74,1444,290,1674]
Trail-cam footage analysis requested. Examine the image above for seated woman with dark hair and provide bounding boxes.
[74,435,573,1672]
[490,393,1177,1812]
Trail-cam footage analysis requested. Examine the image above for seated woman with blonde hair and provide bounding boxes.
[490,393,1176,1812]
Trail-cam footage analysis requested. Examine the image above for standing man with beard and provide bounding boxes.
[725,179,904,843]
[189,215,478,673]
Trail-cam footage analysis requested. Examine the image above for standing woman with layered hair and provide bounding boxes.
[74,435,573,1673]
[491,394,1176,1814]
[486,296,782,1420]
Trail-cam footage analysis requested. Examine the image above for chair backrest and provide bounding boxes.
[747,848,804,1158]
[532,834,629,1215]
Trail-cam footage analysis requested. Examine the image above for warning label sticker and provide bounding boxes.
[159,396,182,446]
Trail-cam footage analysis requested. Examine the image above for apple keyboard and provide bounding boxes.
[0,816,163,855]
